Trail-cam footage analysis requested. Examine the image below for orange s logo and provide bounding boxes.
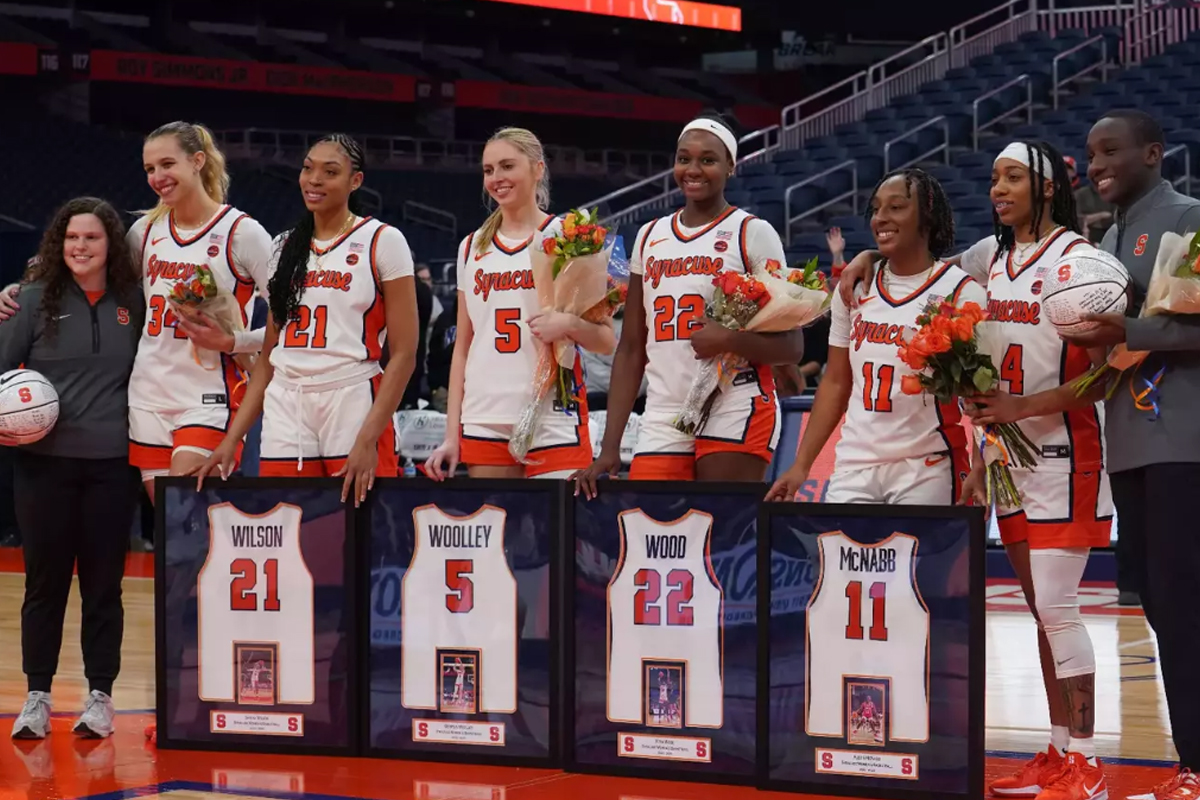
[1134,233,1149,256]
[1057,264,1072,282]
[117,308,130,326]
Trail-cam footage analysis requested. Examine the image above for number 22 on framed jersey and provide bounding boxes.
[197,503,315,704]
[805,531,929,742]
[401,505,518,714]
[607,509,724,728]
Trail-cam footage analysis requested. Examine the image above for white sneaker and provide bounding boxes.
[73,690,114,738]
[11,691,52,739]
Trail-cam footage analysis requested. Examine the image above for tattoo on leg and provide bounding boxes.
[1058,673,1095,737]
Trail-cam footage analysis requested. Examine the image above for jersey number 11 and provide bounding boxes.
[845,580,887,641]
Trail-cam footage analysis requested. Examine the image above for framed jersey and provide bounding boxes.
[758,503,985,800]
[364,478,563,768]
[566,481,762,785]
[154,478,358,755]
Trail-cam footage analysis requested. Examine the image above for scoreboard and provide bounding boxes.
[472,0,741,31]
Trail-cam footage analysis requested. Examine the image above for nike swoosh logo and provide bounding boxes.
[649,238,669,248]
[858,295,875,305]
[924,455,948,467]
[55,314,71,320]
[1056,657,1073,666]
[1085,780,1104,795]
[151,237,168,246]
[990,270,1003,280]
[473,251,491,261]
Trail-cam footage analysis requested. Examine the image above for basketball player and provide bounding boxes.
[765,169,985,504]
[575,112,803,491]
[0,123,273,497]
[196,134,418,505]
[249,660,263,694]
[453,658,465,703]
[4,198,142,740]
[424,127,614,480]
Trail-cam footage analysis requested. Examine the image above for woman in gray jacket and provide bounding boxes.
[0,197,144,740]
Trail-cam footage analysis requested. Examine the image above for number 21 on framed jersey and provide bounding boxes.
[401,504,518,714]
[197,503,315,705]
[607,509,724,728]
[805,531,929,742]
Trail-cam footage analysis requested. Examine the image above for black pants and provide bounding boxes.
[1110,464,1200,769]
[16,452,137,696]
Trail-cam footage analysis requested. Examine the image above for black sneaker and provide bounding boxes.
[1117,591,1141,607]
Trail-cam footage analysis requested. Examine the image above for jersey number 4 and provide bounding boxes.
[633,568,694,625]
[845,580,887,641]
[653,295,704,342]
[283,305,329,348]
[230,558,280,612]
[1000,344,1024,394]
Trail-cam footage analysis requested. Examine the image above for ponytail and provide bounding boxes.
[141,121,230,224]
[476,127,550,254]
[268,133,367,329]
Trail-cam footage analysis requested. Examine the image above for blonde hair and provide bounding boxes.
[142,121,230,223]
[476,127,550,253]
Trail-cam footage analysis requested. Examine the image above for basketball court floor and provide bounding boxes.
[0,550,1179,800]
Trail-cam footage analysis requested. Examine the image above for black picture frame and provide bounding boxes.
[359,477,566,769]
[563,479,768,787]
[755,502,986,800]
[153,476,361,757]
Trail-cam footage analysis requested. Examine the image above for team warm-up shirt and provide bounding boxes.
[629,208,786,417]
[127,206,272,412]
[829,262,986,466]
[976,228,1104,473]
[197,502,314,704]
[805,531,929,741]
[267,217,413,382]
[457,215,576,426]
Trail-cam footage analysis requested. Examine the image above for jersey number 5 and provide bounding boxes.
[633,568,694,626]
[862,362,895,412]
[653,294,704,342]
[845,580,887,641]
[494,308,521,353]
[230,558,280,612]
[283,305,329,349]
[445,559,474,613]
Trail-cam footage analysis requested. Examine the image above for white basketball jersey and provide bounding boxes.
[607,509,723,728]
[401,505,518,713]
[835,263,976,466]
[129,206,257,413]
[635,209,773,418]
[806,532,929,742]
[986,229,1104,472]
[269,217,396,381]
[197,503,314,704]
[458,216,586,426]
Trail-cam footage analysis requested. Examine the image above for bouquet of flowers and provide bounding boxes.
[897,299,1038,508]
[673,258,831,435]
[167,263,254,376]
[1072,229,1200,402]
[509,208,629,464]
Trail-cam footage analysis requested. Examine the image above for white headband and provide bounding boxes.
[679,118,738,162]
[995,142,1052,179]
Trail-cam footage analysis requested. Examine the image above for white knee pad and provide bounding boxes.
[1030,548,1095,679]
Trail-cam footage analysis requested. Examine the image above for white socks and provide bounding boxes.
[1051,725,1069,755]
[1069,735,1097,762]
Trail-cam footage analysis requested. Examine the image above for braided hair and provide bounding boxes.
[268,133,367,329]
[993,140,1082,254]
[863,168,956,259]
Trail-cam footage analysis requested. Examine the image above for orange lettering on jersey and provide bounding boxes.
[302,270,353,292]
[146,254,202,285]
[473,268,535,302]
[987,298,1041,325]
[642,255,724,290]
[850,316,907,351]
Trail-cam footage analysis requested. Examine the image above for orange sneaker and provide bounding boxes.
[991,747,1066,797]
[1036,752,1107,800]
[1127,768,1200,800]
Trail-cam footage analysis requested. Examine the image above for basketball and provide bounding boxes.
[1041,249,1131,336]
[0,369,60,444]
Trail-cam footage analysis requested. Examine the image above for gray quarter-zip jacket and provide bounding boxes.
[1100,180,1200,473]
[0,279,144,459]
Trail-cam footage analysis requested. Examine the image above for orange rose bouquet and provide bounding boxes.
[167,262,253,375]
[897,299,1037,508]
[510,208,626,464]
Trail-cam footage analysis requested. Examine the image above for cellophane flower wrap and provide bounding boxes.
[1074,230,1200,411]
[167,263,254,376]
[509,208,628,464]
[672,257,831,435]
[897,299,1038,509]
